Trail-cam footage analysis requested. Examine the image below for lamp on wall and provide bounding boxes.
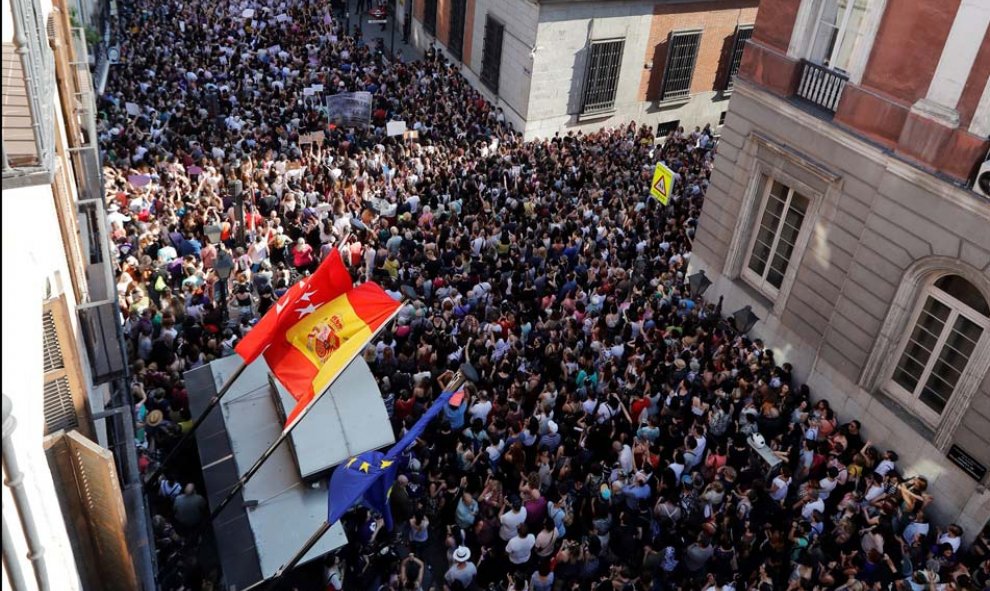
[731,305,760,334]
[687,270,712,298]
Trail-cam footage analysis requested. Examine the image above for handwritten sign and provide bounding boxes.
[125,102,141,117]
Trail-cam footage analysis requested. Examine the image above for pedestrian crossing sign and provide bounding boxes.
[650,162,675,206]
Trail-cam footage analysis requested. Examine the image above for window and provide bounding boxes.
[581,39,625,115]
[724,26,753,91]
[743,177,810,296]
[660,31,702,102]
[448,0,467,60]
[718,111,727,126]
[42,296,91,437]
[809,0,868,72]
[480,16,504,94]
[423,0,438,36]
[657,119,681,138]
[888,275,990,425]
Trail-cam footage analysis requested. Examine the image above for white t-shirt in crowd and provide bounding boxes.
[499,508,527,541]
[506,533,536,564]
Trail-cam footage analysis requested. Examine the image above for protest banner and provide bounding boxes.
[325,92,373,128]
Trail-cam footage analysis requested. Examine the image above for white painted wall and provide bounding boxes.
[2,183,84,591]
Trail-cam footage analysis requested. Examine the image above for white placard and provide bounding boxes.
[275,13,289,22]
[241,7,254,18]
[386,120,407,137]
[312,83,324,92]
[303,87,315,96]
[125,102,141,116]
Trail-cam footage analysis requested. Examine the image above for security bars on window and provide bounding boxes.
[724,27,753,91]
[480,16,504,94]
[660,31,702,102]
[581,39,625,115]
[448,0,467,60]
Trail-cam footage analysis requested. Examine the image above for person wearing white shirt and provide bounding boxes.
[499,500,527,542]
[769,469,792,503]
[937,524,963,553]
[505,525,536,565]
[469,392,493,424]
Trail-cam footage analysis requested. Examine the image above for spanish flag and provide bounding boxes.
[235,251,401,431]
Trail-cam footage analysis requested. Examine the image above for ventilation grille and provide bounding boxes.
[43,310,66,373]
[44,376,79,433]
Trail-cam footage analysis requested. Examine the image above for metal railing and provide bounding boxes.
[795,59,848,114]
[2,0,57,185]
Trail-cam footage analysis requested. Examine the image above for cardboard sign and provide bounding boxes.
[127,174,152,187]
[386,120,407,137]
[299,131,324,145]
[402,130,419,141]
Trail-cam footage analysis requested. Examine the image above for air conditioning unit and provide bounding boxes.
[975,152,990,198]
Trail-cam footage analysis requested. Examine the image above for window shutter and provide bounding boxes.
[44,376,79,432]
[42,296,91,438]
[43,309,66,373]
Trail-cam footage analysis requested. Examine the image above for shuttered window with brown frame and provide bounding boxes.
[43,296,91,439]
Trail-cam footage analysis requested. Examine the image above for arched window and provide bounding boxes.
[887,274,990,425]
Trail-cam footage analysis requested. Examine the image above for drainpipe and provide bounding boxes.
[2,513,29,591]
[2,393,51,591]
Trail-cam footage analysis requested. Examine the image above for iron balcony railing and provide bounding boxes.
[795,59,848,114]
[2,0,57,187]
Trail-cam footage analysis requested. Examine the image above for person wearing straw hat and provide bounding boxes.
[444,546,477,589]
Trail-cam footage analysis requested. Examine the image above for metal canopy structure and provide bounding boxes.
[186,355,394,589]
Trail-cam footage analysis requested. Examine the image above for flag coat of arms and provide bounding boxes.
[235,250,401,430]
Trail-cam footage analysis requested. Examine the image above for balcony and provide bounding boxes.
[2,0,58,189]
[794,59,848,116]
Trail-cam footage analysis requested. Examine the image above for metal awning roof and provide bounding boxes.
[186,355,393,589]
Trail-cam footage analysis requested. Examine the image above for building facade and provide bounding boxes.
[2,0,149,585]
[691,0,990,536]
[408,0,758,139]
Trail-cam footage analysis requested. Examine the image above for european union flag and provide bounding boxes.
[327,450,398,529]
[327,388,459,530]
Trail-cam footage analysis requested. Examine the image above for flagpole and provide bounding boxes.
[207,302,405,524]
[144,360,249,491]
[244,520,332,591]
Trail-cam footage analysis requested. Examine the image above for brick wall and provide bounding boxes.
[414,0,424,22]
[639,0,759,101]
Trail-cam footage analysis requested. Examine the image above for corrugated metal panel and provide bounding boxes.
[44,376,79,432]
[43,309,65,372]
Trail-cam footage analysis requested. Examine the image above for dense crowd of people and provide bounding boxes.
[100,0,990,589]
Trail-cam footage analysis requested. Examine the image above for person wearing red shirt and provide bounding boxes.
[630,391,651,425]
